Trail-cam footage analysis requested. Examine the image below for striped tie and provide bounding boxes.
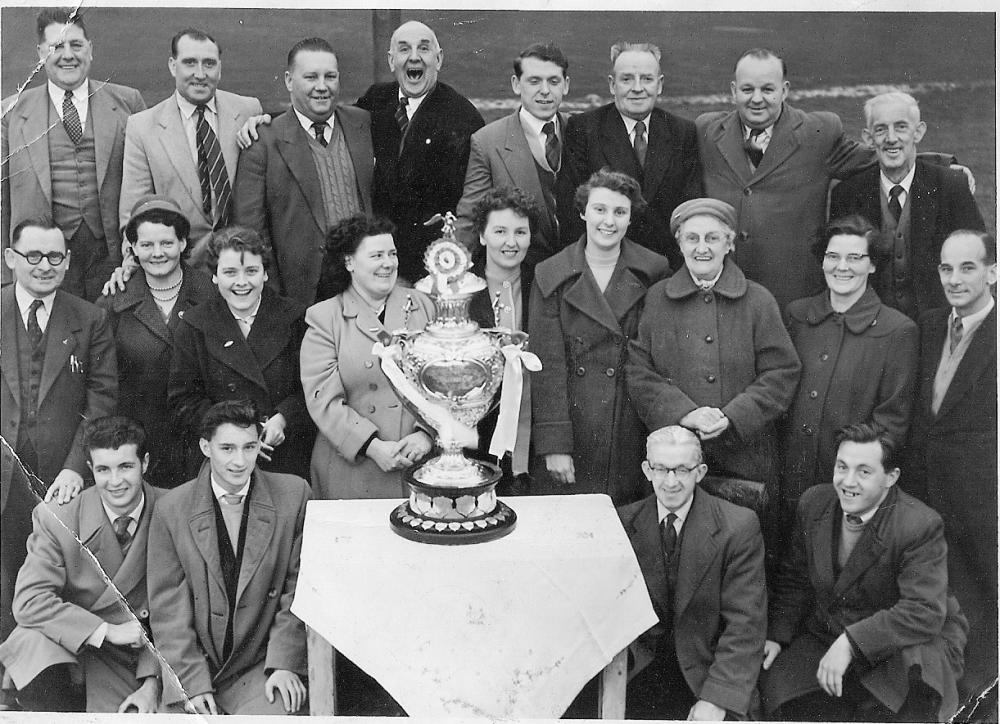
[195,104,233,229]
[62,90,83,144]
[395,96,409,135]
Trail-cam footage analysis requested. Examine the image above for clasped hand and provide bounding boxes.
[679,407,730,440]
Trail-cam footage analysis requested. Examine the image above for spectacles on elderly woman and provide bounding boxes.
[823,252,870,265]
[679,232,729,245]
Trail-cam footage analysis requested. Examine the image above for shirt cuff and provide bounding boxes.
[87,621,109,648]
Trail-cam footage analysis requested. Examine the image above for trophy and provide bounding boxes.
[374,213,537,544]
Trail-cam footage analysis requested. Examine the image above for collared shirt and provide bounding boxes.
[519,106,559,172]
[175,91,219,165]
[619,112,650,148]
[293,106,334,145]
[932,296,994,414]
[48,80,88,132]
[657,494,694,537]
[230,296,262,338]
[399,91,428,121]
[879,164,916,209]
[101,493,146,540]
[211,473,252,502]
[844,500,881,525]
[14,283,56,333]
[687,265,725,291]
[742,123,773,153]
[950,295,995,338]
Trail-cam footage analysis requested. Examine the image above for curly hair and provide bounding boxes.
[203,226,273,274]
[471,187,541,239]
[573,168,647,216]
[317,214,397,300]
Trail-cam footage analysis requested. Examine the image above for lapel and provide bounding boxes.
[39,292,80,405]
[499,112,546,200]
[79,489,126,611]
[603,250,652,322]
[274,112,326,232]
[751,105,802,181]
[199,296,269,390]
[918,309,949,409]
[628,496,670,617]
[908,163,939,246]
[89,81,121,193]
[115,273,172,347]
[641,109,672,200]
[937,305,997,420]
[562,261,625,335]
[854,167,883,225]
[343,286,392,344]
[599,107,643,183]
[245,289,296,374]
[154,98,209,225]
[187,466,227,614]
[17,87,53,205]
[215,92,241,180]
[235,471,276,606]
[109,484,158,602]
[673,489,721,617]
[833,490,892,597]
[807,490,838,595]
[0,287,21,403]
[712,110,753,185]
[335,105,373,205]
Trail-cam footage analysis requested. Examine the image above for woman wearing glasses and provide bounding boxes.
[778,215,918,520]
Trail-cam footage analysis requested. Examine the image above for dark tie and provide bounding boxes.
[745,127,764,167]
[26,299,44,348]
[542,121,560,172]
[888,184,904,223]
[62,90,83,144]
[660,513,678,561]
[395,96,409,135]
[632,120,647,167]
[195,105,233,229]
[311,121,329,148]
[949,315,964,354]
[113,515,133,548]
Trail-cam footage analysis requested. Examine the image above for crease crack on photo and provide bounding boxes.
[0,434,204,715]
[949,678,998,723]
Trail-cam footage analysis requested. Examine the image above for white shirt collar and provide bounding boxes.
[845,499,881,524]
[231,296,262,324]
[880,163,917,199]
[14,283,56,320]
[688,265,725,290]
[950,295,995,332]
[519,106,558,138]
[398,90,428,119]
[619,112,651,138]
[211,473,252,501]
[657,492,695,530]
[102,492,145,528]
[47,79,88,107]
[175,90,218,120]
[292,106,335,137]
[742,123,773,141]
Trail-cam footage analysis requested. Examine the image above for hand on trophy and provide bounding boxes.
[397,430,433,465]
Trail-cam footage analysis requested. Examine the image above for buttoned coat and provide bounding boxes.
[301,285,435,499]
[763,484,968,720]
[455,110,565,266]
[628,258,800,486]
[558,103,703,270]
[167,287,313,480]
[119,89,263,247]
[98,266,216,487]
[530,238,670,505]
[781,288,918,501]
[1,81,145,272]
[356,81,484,284]
[232,106,373,304]
[0,484,161,709]
[830,160,985,319]
[1,287,118,509]
[147,466,309,705]
[618,489,767,715]
[696,104,875,311]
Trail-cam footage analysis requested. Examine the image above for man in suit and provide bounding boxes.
[617,425,766,720]
[148,399,309,715]
[1,218,118,674]
[233,37,373,305]
[762,423,968,722]
[829,92,985,319]
[559,41,702,270]
[119,29,263,254]
[357,20,484,284]
[455,43,569,269]
[1,9,145,301]
[0,417,161,713]
[907,230,996,711]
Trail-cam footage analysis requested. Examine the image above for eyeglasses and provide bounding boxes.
[645,463,697,478]
[679,232,729,245]
[8,248,67,266]
[823,252,869,266]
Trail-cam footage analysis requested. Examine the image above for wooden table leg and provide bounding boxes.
[598,647,628,719]
[307,625,337,715]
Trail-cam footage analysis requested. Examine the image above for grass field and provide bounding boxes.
[2,8,994,226]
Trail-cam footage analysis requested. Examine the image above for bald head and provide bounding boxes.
[388,21,443,98]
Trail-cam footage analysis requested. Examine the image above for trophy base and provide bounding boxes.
[389,463,517,545]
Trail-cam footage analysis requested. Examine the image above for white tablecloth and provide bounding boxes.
[291,494,658,718]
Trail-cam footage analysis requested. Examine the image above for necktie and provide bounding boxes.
[542,121,560,172]
[311,121,328,148]
[888,185,904,223]
[949,315,964,354]
[745,127,764,167]
[195,105,233,229]
[632,120,647,167]
[661,513,678,561]
[62,90,83,144]
[113,515,132,548]
[26,299,44,348]
[395,96,409,135]
[221,494,244,506]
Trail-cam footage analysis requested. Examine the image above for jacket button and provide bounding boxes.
[809,390,818,398]
[703,294,713,303]
[820,353,829,361]
[605,367,616,377]
[704,335,714,343]
[369,382,378,391]
[744,187,752,196]
[706,374,716,383]
[575,366,586,377]
[364,360,374,369]
[138,608,149,619]
[367,404,376,413]
[267,588,278,598]
[226,383,237,392]
[739,231,749,241]
[802,425,814,435]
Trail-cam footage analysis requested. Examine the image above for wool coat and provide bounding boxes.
[530,238,670,505]
[628,258,800,486]
[301,285,435,499]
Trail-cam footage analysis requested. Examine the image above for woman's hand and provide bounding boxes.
[397,431,433,465]
[257,414,287,461]
[366,438,406,472]
[545,454,576,485]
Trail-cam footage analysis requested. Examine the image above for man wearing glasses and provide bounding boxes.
[1,217,117,671]
[617,425,766,720]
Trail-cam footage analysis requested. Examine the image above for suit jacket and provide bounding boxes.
[232,106,373,304]
[357,81,485,283]
[764,484,968,720]
[1,287,118,511]
[696,103,875,311]
[618,489,767,715]
[0,484,161,692]
[455,109,565,266]
[559,103,703,270]
[167,287,314,480]
[830,159,985,318]
[120,90,263,247]
[301,285,435,499]
[98,266,216,487]
[1,81,146,275]
[147,466,309,704]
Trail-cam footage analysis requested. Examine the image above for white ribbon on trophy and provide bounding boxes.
[489,345,541,460]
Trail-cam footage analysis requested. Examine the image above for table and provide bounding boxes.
[291,495,658,718]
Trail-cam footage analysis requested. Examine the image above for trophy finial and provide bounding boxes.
[422,212,458,242]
